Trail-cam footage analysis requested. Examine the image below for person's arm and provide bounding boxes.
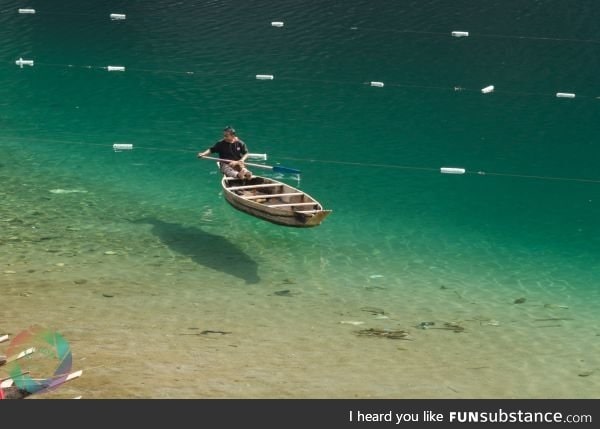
[197,148,211,158]
[238,139,249,163]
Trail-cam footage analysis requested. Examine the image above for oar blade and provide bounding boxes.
[200,155,301,175]
[272,165,301,175]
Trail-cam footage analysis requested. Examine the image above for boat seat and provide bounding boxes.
[267,202,318,208]
[244,192,304,200]
[227,183,282,191]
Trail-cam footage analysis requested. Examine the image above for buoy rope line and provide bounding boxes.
[276,156,600,184]
[0,8,120,18]
[340,25,600,45]
[476,32,600,45]
[4,60,598,102]
[34,61,200,76]
[4,7,600,45]
[3,135,600,185]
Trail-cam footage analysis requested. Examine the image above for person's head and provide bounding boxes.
[223,126,236,142]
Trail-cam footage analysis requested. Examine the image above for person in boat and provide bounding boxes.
[197,126,253,180]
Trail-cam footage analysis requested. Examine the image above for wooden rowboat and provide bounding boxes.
[221,175,332,227]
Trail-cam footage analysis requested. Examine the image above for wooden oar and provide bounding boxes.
[5,347,35,363]
[1,371,30,384]
[201,156,301,175]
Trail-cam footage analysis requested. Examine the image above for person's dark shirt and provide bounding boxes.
[209,139,248,161]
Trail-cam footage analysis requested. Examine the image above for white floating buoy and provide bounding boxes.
[481,85,494,94]
[107,65,125,72]
[441,167,466,175]
[451,31,469,37]
[113,143,133,151]
[256,74,274,80]
[271,21,284,27]
[370,81,385,87]
[18,8,36,14]
[15,57,34,68]
[110,13,126,21]
[556,92,575,98]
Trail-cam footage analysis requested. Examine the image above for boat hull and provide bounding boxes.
[221,176,331,227]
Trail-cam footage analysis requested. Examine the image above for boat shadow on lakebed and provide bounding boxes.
[131,218,260,285]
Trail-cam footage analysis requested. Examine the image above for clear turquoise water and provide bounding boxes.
[2,0,600,397]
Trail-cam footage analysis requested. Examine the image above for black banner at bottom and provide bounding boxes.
[1,399,597,428]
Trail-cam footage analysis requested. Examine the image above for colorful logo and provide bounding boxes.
[6,326,72,395]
